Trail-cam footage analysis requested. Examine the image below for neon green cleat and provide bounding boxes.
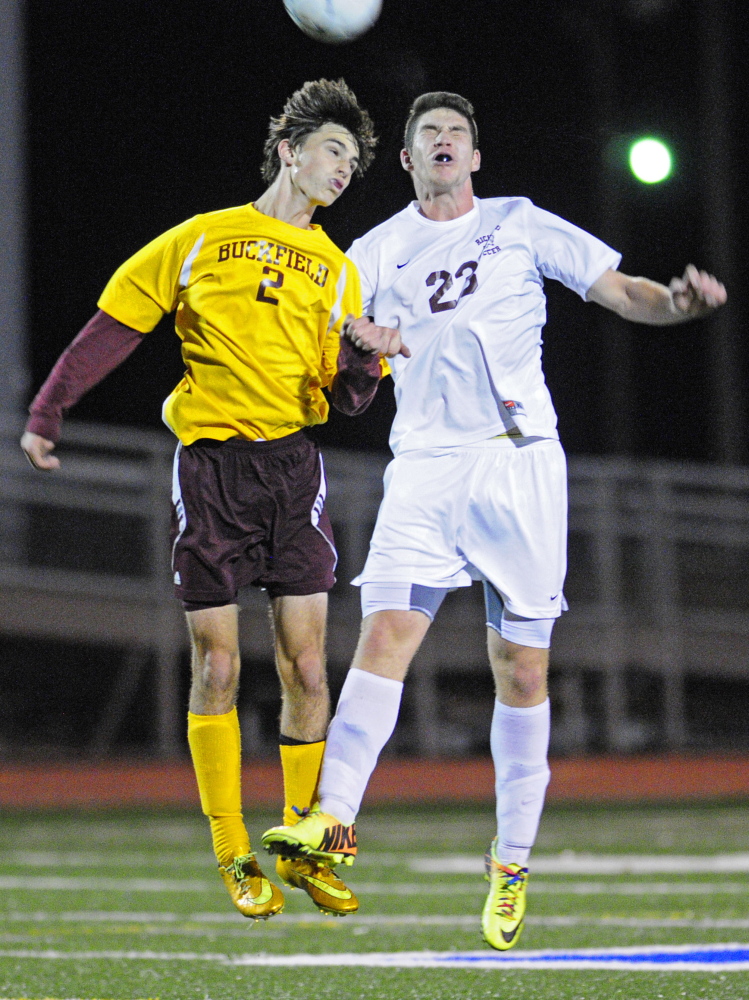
[481,838,528,951]
[276,855,359,916]
[218,852,284,920]
[262,809,357,867]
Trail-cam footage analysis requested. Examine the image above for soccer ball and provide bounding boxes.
[282,0,382,44]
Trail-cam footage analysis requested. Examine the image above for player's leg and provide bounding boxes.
[463,439,563,949]
[259,435,336,827]
[271,591,330,749]
[481,610,553,950]
[488,624,551,864]
[262,593,438,864]
[272,592,329,831]
[186,603,284,919]
[319,604,433,822]
[267,591,358,914]
[174,439,285,919]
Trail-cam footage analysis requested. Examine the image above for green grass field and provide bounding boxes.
[2,802,749,999]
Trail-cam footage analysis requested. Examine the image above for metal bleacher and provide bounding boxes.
[2,416,749,758]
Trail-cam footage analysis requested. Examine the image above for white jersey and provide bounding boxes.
[347,196,621,455]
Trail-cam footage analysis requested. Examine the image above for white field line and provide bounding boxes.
[0,877,212,891]
[410,853,749,874]
[8,851,749,875]
[4,911,749,930]
[2,943,749,970]
[4,877,749,896]
[529,882,749,896]
[6,850,213,867]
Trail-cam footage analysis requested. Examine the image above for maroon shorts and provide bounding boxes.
[170,432,337,609]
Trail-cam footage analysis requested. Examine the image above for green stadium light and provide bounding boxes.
[628,137,673,184]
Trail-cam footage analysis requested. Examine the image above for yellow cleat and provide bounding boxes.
[218,852,284,920]
[276,855,359,916]
[262,809,357,867]
[481,838,528,951]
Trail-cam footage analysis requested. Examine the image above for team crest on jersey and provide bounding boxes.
[502,399,526,418]
[475,225,503,257]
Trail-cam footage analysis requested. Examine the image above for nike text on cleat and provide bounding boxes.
[262,810,357,866]
[481,838,528,951]
[275,855,359,916]
[218,852,284,920]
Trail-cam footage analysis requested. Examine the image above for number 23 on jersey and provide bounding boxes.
[426,260,478,314]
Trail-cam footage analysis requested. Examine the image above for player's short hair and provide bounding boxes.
[403,92,479,151]
[261,78,377,185]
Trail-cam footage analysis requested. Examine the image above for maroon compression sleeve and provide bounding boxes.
[26,310,145,442]
[329,335,383,416]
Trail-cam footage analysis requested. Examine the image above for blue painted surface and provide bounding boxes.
[434,946,749,966]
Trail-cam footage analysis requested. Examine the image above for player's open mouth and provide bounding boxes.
[433,154,453,164]
[331,179,344,191]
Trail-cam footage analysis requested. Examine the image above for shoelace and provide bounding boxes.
[229,852,259,883]
[493,867,526,918]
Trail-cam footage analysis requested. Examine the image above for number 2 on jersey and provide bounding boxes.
[426,260,478,313]
[256,266,284,305]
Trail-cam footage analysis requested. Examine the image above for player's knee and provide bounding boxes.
[504,663,546,702]
[361,609,427,652]
[492,642,548,702]
[192,644,240,698]
[284,648,328,701]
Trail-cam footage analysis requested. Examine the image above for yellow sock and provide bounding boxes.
[187,708,250,866]
[279,740,326,826]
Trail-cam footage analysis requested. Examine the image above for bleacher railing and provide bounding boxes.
[2,417,749,756]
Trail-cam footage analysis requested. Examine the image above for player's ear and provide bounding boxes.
[400,148,413,173]
[278,139,296,168]
[471,148,481,173]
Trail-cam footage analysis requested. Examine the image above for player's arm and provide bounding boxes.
[343,316,411,357]
[21,310,145,471]
[329,328,383,416]
[22,219,194,470]
[325,252,406,415]
[329,316,409,416]
[587,265,726,325]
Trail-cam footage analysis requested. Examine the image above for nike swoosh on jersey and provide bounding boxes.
[396,260,410,268]
[294,873,353,899]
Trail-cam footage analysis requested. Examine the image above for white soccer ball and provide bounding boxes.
[283,0,382,44]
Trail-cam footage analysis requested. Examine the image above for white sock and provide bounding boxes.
[319,667,403,826]
[491,698,551,868]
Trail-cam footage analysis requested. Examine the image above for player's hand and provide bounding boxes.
[669,264,727,317]
[20,431,60,471]
[343,315,411,358]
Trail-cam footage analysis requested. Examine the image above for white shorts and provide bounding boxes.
[353,438,568,620]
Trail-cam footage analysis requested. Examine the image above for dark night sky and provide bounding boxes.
[25,0,748,460]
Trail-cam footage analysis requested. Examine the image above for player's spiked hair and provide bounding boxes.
[403,92,479,151]
[261,78,377,185]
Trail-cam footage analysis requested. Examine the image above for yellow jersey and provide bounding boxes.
[98,202,365,444]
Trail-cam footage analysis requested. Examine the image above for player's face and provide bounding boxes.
[401,108,480,194]
[287,124,360,207]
